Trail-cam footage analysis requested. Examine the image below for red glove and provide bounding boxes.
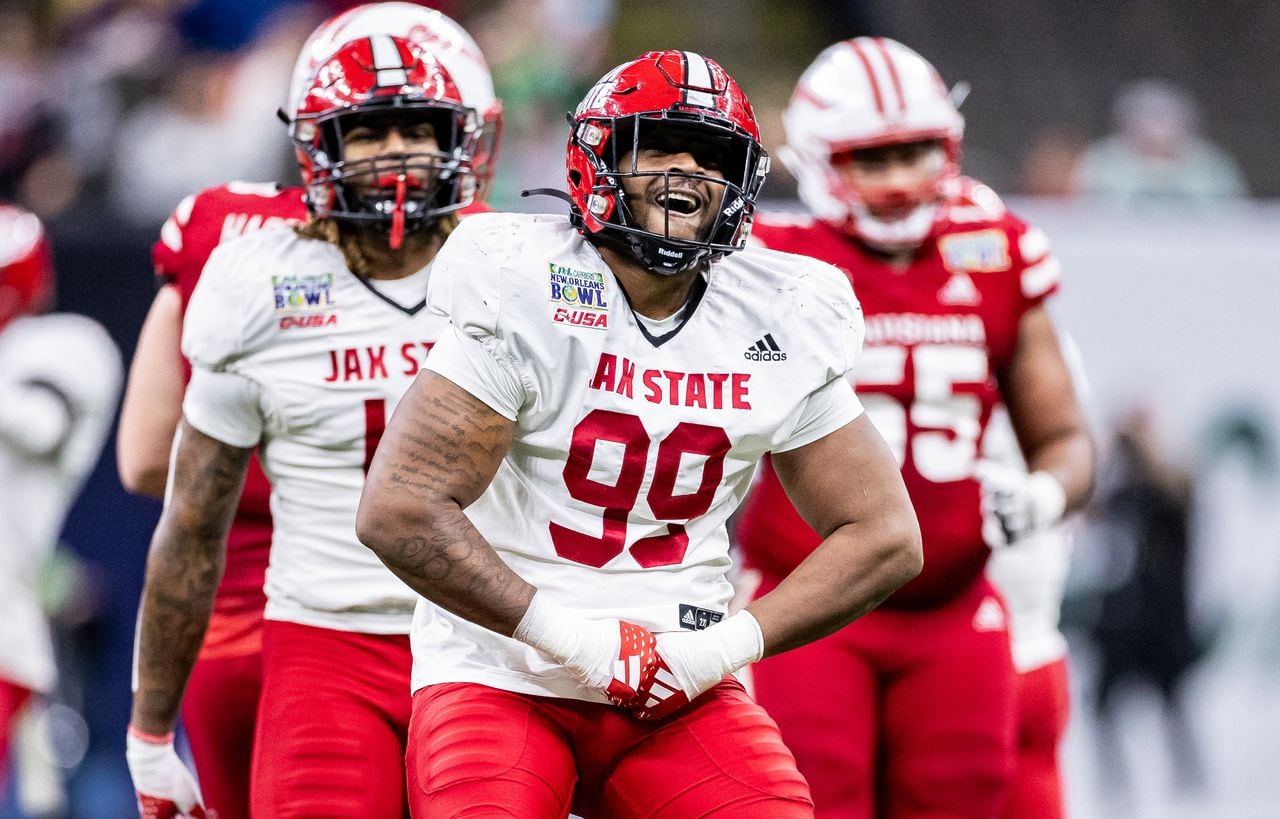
[628,611,764,721]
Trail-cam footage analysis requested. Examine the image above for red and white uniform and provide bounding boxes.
[154,182,306,662]
[181,222,443,815]
[736,182,1061,818]
[415,211,864,698]
[0,314,119,796]
[409,211,861,813]
[985,327,1086,819]
[0,313,120,691]
[984,406,1073,819]
[150,181,305,819]
[184,223,441,633]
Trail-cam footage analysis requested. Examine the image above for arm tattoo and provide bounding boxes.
[131,421,249,733]
[363,375,532,635]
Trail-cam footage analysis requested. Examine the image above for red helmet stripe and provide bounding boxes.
[871,37,907,115]
[847,40,886,116]
[680,51,716,108]
[370,35,408,87]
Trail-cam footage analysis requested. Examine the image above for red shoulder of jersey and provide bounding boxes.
[748,211,824,256]
[935,176,1060,306]
[458,200,495,216]
[152,182,308,309]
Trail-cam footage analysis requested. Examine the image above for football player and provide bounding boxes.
[356,50,922,817]
[732,38,1094,818]
[0,203,121,795]
[126,30,489,818]
[116,6,499,818]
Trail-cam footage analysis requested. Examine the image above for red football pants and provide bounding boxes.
[1003,657,1070,819]
[182,651,261,819]
[407,678,813,818]
[0,678,32,793]
[251,620,411,818]
[752,575,1017,819]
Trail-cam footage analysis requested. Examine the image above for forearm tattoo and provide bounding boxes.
[368,377,531,635]
[131,423,249,732]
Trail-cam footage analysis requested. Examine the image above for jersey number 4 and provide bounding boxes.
[551,409,731,568]
[857,343,988,482]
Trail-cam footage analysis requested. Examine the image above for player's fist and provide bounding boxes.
[629,611,765,721]
[126,727,206,819]
[975,460,1067,548]
[513,592,663,705]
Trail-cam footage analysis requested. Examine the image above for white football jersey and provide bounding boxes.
[182,226,444,634]
[411,213,865,701]
[0,314,121,691]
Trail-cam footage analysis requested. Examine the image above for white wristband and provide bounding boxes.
[706,610,765,673]
[513,592,614,690]
[657,610,765,700]
[513,592,575,661]
[1027,471,1067,528]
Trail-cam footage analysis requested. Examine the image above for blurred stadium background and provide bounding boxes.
[2,0,1277,816]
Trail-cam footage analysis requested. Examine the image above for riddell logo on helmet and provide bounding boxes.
[657,247,682,258]
[723,197,745,216]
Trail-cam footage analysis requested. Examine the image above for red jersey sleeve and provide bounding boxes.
[151,183,308,312]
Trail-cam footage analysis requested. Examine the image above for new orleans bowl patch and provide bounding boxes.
[549,261,609,329]
[939,230,1010,273]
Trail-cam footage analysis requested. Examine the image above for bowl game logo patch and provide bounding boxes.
[939,230,1010,273]
[274,273,336,312]
[548,262,609,311]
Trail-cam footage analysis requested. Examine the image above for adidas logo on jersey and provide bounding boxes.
[744,333,787,361]
[972,596,1006,632]
[938,272,981,306]
[678,604,725,631]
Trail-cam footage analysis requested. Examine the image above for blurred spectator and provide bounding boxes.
[0,5,56,200]
[468,0,615,208]
[1074,79,1248,203]
[1088,404,1206,794]
[107,8,312,228]
[1020,127,1087,198]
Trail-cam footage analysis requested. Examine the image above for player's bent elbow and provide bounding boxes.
[119,460,168,499]
[354,494,392,556]
[879,509,924,594]
[354,491,426,558]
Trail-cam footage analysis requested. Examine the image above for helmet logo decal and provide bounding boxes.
[371,35,409,87]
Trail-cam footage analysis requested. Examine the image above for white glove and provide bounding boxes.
[126,727,206,819]
[975,460,1067,548]
[631,611,764,721]
[513,592,659,707]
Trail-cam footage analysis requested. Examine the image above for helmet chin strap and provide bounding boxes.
[848,201,938,254]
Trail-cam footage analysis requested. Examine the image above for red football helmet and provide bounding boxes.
[287,3,503,201]
[0,203,54,332]
[288,35,481,247]
[565,50,770,275]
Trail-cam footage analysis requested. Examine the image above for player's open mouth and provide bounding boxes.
[654,188,704,216]
[376,172,425,190]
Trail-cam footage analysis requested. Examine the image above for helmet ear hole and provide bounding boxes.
[569,169,582,186]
